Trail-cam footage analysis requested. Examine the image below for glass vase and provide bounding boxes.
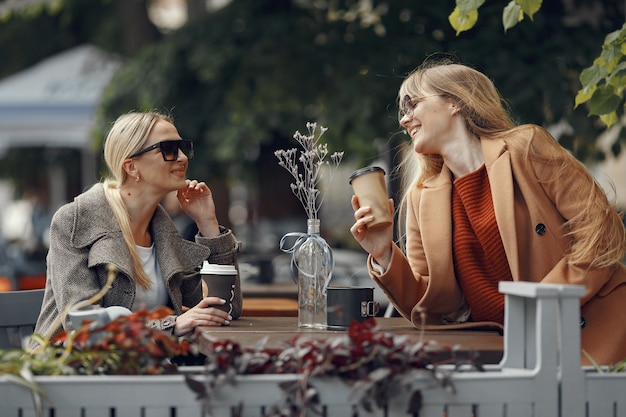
[293,218,333,329]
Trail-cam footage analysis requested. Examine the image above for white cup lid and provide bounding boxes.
[200,261,237,275]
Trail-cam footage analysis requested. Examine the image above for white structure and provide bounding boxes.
[590,117,626,210]
[4,282,625,416]
[0,44,121,209]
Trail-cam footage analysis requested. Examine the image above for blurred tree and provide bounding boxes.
[94,0,624,171]
[0,0,160,78]
[0,0,160,198]
[1,0,624,235]
[3,0,623,166]
[295,0,626,161]
[96,0,411,177]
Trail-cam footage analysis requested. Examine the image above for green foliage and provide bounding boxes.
[0,0,63,21]
[501,2,523,32]
[449,0,542,34]
[96,0,424,182]
[2,0,622,194]
[89,0,616,185]
[0,0,150,79]
[448,0,625,132]
[575,23,626,128]
[448,0,484,35]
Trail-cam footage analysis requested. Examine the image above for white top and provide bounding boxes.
[132,244,168,311]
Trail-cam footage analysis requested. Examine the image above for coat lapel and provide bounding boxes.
[482,138,521,281]
[151,206,210,280]
[71,184,209,282]
[420,165,454,278]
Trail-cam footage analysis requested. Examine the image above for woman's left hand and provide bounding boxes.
[173,296,232,336]
[177,179,220,237]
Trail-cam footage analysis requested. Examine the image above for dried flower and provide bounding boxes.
[275,122,344,219]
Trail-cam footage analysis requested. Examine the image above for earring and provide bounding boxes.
[135,176,140,183]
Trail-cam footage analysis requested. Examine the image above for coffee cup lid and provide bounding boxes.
[348,166,385,184]
[200,261,237,274]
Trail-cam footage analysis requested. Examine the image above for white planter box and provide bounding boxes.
[1,282,624,417]
[0,371,558,417]
[583,373,626,416]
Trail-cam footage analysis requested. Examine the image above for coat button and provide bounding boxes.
[535,223,546,235]
[580,316,587,328]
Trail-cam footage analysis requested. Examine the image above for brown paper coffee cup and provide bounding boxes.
[349,166,392,229]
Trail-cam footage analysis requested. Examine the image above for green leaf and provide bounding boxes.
[516,0,542,20]
[579,65,606,90]
[449,6,479,35]
[574,87,595,108]
[588,86,621,116]
[592,55,607,69]
[599,112,619,128]
[456,0,486,14]
[601,44,621,73]
[607,71,626,92]
[604,23,626,45]
[609,61,626,77]
[503,1,523,32]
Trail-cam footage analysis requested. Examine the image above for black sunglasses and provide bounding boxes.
[130,140,194,161]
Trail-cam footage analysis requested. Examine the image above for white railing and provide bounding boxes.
[1,281,624,417]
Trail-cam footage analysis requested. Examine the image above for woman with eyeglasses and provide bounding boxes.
[35,111,241,341]
[350,59,626,366]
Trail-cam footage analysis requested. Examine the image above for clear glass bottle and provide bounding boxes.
[293,218,332,329]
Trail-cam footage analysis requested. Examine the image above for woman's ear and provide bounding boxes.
[122,158,138,179]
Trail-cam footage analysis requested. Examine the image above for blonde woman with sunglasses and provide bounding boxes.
[35,111,241,341]
[350,60,626,366]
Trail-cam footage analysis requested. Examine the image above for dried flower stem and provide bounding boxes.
[275,122,343,219]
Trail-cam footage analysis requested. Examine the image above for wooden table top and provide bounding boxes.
[195,316,504,364]
[241,281,298,299]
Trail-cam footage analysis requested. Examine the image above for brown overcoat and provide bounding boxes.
[370,124,626,365]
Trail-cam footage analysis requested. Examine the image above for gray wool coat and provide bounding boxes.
[34,183,241,340]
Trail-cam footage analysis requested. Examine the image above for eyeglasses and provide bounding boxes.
[130,140,194,161]
[399,94,442,120]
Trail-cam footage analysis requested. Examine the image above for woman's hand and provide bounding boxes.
[173,296,232,337]
[177,179,220,237]
[350,195,395,269]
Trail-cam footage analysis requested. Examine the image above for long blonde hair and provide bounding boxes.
[102,111,174,289]
[523,134,626,268]
[397,60,515,189]
[395,60,626,268]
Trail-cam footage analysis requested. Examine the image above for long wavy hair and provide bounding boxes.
[102,111,174,289]
[395,60,626,268]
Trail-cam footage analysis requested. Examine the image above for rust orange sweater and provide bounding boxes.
[452,165,512,324]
